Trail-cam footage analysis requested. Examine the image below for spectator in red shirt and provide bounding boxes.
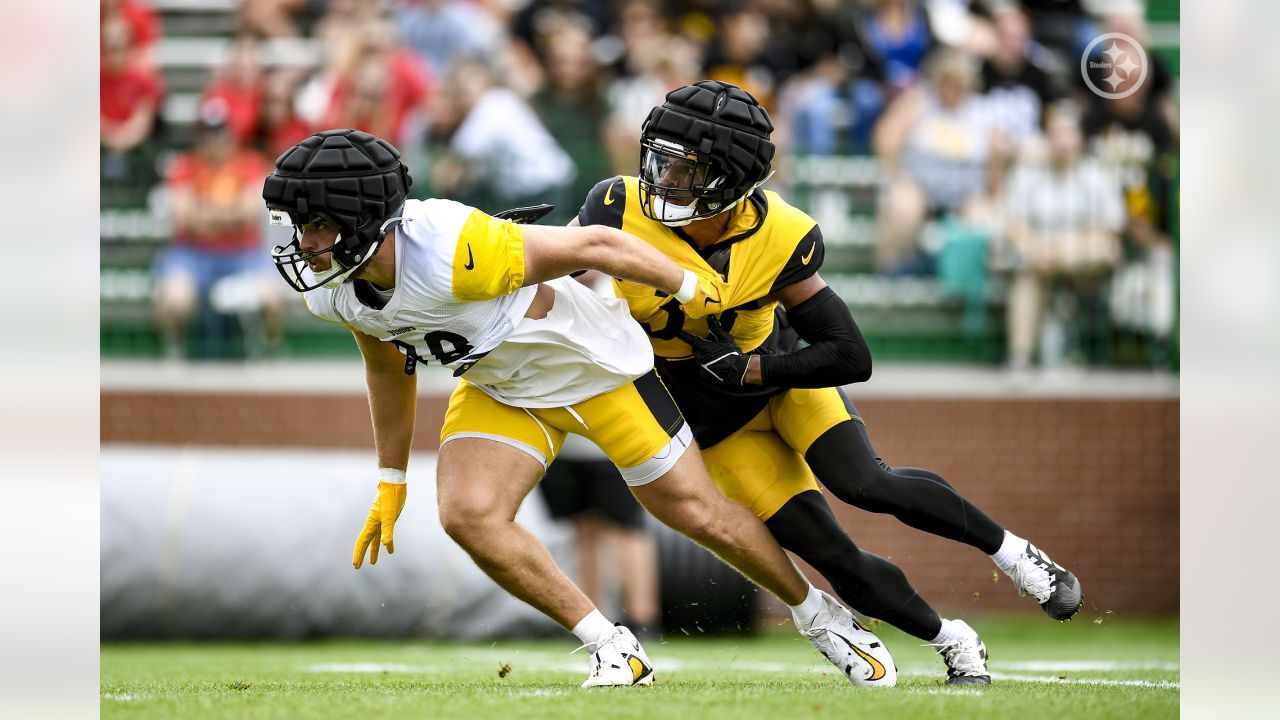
[101,15,164,198]
[328,57,397,142]
[154,100,281,359]
[201,37,266,147]
[101,16,163,156]
[239,0,307,38]
[101,0,160,63]
[324,17,433,149]
[254,70,313,159]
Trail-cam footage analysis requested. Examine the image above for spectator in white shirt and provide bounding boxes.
[1002,101,1124,369]
[430,58,575,215]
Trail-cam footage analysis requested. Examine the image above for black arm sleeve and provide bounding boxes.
[758,286,872,388]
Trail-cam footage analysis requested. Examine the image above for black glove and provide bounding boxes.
[677,316,752,386]
[492,204,554,224]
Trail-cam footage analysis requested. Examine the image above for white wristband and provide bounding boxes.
[379,467,407,484]
[673,269,699,304]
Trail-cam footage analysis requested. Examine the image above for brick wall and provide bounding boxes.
[101,392,449,449]
[101,391,1178,615]
[801,398,1179,617]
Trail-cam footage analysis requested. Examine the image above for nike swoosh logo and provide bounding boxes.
[800,241,816,265]
[703,297,719,306]
[463,244,475,270]
[627,655,650,683]
[831,631,886,682]
[603,183,615,205]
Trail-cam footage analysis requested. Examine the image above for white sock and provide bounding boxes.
[990,531,1027,574]
[571,609,616,649]
[788,584,824,630]
[930,618,965,646]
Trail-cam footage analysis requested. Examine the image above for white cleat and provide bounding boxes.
[580,625,655,688]
[929,619,991,686]
[799,592,897,687]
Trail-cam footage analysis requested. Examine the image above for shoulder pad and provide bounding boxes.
[770,223,824,293]
[577,176,626,229]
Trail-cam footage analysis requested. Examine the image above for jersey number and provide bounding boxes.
[392,330,475,374]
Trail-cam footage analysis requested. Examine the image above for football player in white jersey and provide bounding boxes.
[262,129,897,688]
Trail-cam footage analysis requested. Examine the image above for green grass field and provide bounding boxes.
[101,615,1177,719]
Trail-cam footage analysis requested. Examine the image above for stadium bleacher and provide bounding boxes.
[101,1,1179,367]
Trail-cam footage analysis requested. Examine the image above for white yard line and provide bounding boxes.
[298,654,1180,690]
[1001,660,1180,672]
[991,673,1180,689]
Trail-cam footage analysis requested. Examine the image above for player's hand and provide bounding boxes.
[352,479,407,569]
[678,274,726,320]
[677,316,752,386]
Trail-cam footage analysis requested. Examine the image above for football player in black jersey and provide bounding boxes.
[576,81,1086,685]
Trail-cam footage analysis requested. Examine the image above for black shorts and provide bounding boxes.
[538,456,646,530]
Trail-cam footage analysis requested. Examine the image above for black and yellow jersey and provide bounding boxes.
[577,175,823,446]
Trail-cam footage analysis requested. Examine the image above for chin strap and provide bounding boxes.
[359,215,410,265]
[378,215,409,235]
[331,215,411,287]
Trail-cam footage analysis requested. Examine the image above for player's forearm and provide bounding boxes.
[365,367,417,471]
[759,287,872,388]
[521,223,682,293]
[522,223,714,307]
[581,226,686,296]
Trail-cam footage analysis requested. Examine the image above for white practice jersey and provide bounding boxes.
[300,198,654,407]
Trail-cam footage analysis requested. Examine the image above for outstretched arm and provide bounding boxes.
[520,218,723,315]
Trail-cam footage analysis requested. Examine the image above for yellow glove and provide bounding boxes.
[675,269,727,320]
[352,478,407,569]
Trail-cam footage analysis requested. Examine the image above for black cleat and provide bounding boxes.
[1007,543,1083,621]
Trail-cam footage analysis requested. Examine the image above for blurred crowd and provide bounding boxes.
[101,0,1178,368]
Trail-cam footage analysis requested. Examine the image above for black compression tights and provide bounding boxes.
[805,418,1006,554]
[766,490,941,640]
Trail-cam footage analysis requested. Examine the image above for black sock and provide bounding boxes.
[766,491,942,640]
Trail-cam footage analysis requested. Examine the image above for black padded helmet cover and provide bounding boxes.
[262,129,412,290]
[639,80,775,223]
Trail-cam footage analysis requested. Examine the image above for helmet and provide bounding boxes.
[262,129,412,292]
[638,80,775,226]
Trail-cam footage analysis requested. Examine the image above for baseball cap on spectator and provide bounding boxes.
[198,97,231,132]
